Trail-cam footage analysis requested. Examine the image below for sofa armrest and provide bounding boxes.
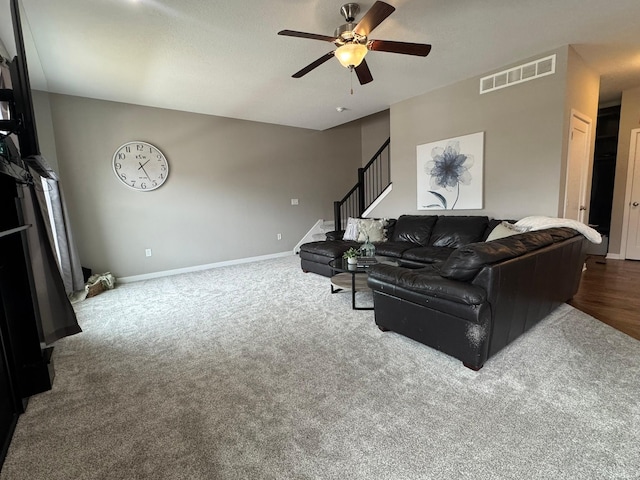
[368,264,486,305]
[325,230,345,241]
[438,228,577,281]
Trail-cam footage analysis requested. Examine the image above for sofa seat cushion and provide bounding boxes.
[299,240,359,260]
[429,216,489,248]
[401,246,455,264]
[368,264,486,305]
[391,215,438,246]
[438,227,578,281]
[373,241,419,258]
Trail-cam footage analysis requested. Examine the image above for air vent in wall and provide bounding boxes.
[480,54,556,94]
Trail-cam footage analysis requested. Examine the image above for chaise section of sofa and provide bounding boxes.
[367,227,587,370]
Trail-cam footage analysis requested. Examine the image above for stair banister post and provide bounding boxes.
[333,201,341,232]
[357,167,365,217]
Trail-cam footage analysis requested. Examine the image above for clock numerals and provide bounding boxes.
[113,141,168,191]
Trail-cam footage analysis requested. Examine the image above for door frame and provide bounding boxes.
[563,109,593,222]
[620,128,640,259]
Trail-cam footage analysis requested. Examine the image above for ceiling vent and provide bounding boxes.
[480,54,556,94]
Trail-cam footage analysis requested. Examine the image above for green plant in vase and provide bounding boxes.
[342,247,360,265]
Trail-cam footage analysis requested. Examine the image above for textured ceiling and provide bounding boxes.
[3,0,640,130]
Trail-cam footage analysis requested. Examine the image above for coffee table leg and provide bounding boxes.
[352,273,374,311]
[330,271,373,310]
[351,272,356,309]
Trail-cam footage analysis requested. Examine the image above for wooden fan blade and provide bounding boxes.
[355,59,373,85]
[278,30,336,43]
[292,52,335,78]
[353,1,396,37]
[368,40,432,57]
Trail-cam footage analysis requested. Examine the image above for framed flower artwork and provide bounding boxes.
[417,132,484,210]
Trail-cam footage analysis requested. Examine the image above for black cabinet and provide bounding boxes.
[0,328,19,464]
[0,174,55,467]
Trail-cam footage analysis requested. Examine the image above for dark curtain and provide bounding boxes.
[22,179,81,344]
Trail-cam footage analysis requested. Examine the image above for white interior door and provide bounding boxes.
[624,129,640,260]
[564,111,592,222]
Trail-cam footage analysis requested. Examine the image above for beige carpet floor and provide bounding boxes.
[1,255,639,479]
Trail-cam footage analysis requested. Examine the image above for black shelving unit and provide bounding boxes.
[0,173,55,467]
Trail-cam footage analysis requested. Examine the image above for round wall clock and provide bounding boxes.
[112,141,169,191]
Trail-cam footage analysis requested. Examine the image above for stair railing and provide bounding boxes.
[334,137,390,231]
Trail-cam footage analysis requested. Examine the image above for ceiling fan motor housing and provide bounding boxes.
[334,23,366,45]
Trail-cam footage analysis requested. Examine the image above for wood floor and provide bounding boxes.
[569,255,640,340]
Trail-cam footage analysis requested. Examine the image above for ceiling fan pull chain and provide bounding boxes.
[350,66,354,95]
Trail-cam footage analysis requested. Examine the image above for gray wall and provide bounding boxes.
[0,0,15,59]
[46,94,363,277]
[31,90,59,173]
[360,110,390,166]
[369,46,599,222]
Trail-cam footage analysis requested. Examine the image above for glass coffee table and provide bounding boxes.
[329,256,398,310]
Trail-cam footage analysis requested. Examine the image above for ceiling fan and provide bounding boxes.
[278,1,432,86]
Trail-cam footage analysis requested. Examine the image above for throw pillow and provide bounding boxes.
[485,221,525,242]
[342,217,360,241]
[357,218,387,242]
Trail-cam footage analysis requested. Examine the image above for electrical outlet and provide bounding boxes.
[277,233,282,240]
[145,248,152,257]
[291,198,299,205]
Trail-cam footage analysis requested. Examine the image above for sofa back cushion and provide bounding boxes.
[429,216,489,248]
[438,228,577,281]
[357,218,387,242]
[391,215,438,246]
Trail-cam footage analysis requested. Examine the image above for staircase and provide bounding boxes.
[334,137,391,230]
[294,219,335,253]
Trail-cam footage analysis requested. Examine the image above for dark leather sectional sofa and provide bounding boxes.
[299,215,588,370]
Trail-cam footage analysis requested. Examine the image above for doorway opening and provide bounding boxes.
[589,105,620,237]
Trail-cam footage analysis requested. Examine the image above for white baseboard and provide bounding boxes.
[119,251,294,284]
[605,253,623,260]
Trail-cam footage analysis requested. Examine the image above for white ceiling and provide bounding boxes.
[5,0,640,130]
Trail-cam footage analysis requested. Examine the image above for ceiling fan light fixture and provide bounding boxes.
[335,43,368,68]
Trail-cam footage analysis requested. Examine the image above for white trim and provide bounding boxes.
[42,177,62,267]
[293,219,327,254]
[362,183,393,218]
[118,251,294,283]
[563,110,592,222]
[620,128,640,259]
[605,253,624,260]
